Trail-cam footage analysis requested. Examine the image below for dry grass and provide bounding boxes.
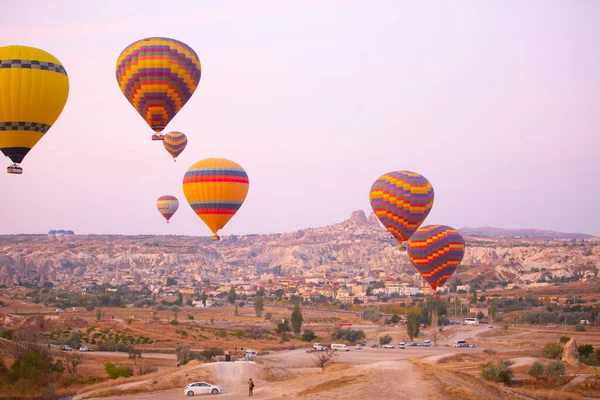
[437,353,485,364]
[297,374,366,396]
[259,365,298,382]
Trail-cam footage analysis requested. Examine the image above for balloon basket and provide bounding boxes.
[7,164,22,174]
[152,134,165,141]
[211,235,221,241]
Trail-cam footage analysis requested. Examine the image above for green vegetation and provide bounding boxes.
[104,362,132,379]
[542,343,563,360]
[291,304,303,334]
[331,327,365,343]
[528,361,545,379]
[362,307,382,322]
[379,334,393,345]
[481,360,513,384]
[302,330,316,342]
[406,309,421,340]
[254,296,264,317]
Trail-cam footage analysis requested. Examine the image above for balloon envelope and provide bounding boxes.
[182,158,249,239]
[407,225,465,290]
[115,37,201,134]
[156,195,179,223]
[163,131,187,160]
[370,171,434,245]
[0,45,69,166]
[55,230,65,242]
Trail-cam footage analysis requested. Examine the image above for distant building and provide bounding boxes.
[457,285,471,293]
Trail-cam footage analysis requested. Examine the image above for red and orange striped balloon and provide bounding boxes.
[407,225,465,290]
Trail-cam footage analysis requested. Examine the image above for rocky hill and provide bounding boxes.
[0,211,598,287]
[459,226,595,239]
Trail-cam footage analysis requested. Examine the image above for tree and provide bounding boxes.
[254,296,264,317]
[362,308,382,322]
[407,309,421,340]
[228,287,237,304]
[471,291,478,304]
[245,326,267,339]
[481,360,513,384]
[276,319,291,334]
[128,348,142,365]
[528,361,544,379]
[62,353,83,377]
[390,314,401,324]
[488,300,497,321]
[256,288,265,297]
[578,344,594,359]
[234,304,239,316]
[95,308,102,321]
[200,348,224,362]
[66,330,82,349]
[542,343,563,360]
[477,311,485,321]
[479,295,486,302]
[379,334,393,345]
[201,292,208,307]
[302,330,317,342]
[176,293,183,306]
[291,304,303,334]
[312,347,338,371]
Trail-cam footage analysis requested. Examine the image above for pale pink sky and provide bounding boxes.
[1,1,599,237]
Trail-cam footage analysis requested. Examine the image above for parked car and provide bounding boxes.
[313,343,325,351]
[399,344,406,349]
[79,346,89,352]
[382,344,395,349]
[184,382,223,396]
[423,340,431,347]
[355,345,362,350]
[399,341,406,347]
[371,344,379,348]
[60,345,72,352]
[408,342,417,346]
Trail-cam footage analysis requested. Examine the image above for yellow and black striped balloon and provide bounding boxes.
[0,46,69,167]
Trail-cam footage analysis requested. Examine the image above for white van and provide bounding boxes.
[423,340,431,347]
[245,349,257,359]
[331,343,350,352]
[464,318,478,325]
[453,340,467,347]
[313,343,324,351]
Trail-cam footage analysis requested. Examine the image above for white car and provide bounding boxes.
[382,344,395,349]
[79,346,89,352]
[184,382,223,396]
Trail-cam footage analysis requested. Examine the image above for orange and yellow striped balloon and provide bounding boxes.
[182,158,249,240]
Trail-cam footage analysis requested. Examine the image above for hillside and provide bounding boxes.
[459,226,595,239]
[0,211,598,287]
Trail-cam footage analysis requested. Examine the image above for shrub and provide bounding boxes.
[331,327,365,343]
[483,348,497,356]
[362,308,382,323]
[200,348,224,361]
[578,344,594,359]
[481,360,513,384]
[216,329,227,338]
[137,364,157,375]
[187,315,194,320]
[302,330,316,342]
[169,319,179,326]
[528,361,544,379]
[542,343,563,360]
[264,312,272,320]
[235,330,245,339]
[545,361,565,379]
[559,336,570,344]
[379,335,393,345]
[104,362,132,379]
[575,324,585,332]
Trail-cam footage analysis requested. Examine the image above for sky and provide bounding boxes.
[1,0,599,237]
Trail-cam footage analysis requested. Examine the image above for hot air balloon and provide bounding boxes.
[369,171,434,250]
[407,225,465,295]
[47,230,57,241]
[156,195,179,223]
[64,230,75,241]
[115,37,201,141]
[182,158,249,241]
[55,230,65,242]
[163,131,187,161]
[0,46,69,174]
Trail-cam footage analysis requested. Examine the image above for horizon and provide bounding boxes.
[1,1,599,237]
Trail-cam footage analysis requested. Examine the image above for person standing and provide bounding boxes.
[248,378,255,397]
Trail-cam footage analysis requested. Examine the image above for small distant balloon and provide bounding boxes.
[47,230,57,241]
[156,195,179,223]
[55,230,65,242]
[407,225,465,292]
[370,171,434,248]
[163,131,187,161]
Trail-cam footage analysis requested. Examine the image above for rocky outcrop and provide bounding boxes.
[562,338,580,366]
[0,211,598,286]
